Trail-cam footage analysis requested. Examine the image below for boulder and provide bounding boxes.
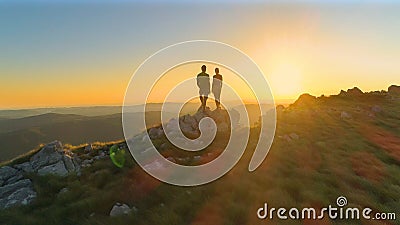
[338,87,363,97]
[13,162,34,173]
[4,173,23,185]
[25,141,81,177]
[181,114,198,130]
[388,85,400,95]
[30,141,63,171]
[346,87,363,96]
[0,179,33,199]
[292,94,317,107]
[63,155,76,172]
[0,166,19,183]
[37,161,68,177]
[110,203,132,217]
[148,127,163,139]
[289,133,299,140]
[0,187,36,209]
[276,105,285,112]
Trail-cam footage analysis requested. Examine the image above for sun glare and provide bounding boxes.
[268,63,303,99]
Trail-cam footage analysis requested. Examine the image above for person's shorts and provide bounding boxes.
[213,91,221,101]
[199,88,210,96]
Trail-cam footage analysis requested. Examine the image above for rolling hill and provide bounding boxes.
[0,112,174,162]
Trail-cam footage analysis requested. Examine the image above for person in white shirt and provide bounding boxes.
[212,68,223,109]
[196,65,210,111]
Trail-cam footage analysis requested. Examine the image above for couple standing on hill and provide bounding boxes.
[196,65,223,111]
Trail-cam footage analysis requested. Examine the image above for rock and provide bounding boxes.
[194,111,207,123]
[81,158,94,168]
[58,187,69,195]
[289,133,299,140]
[341,111,351,119]
[159,143,169,151]
[99,151,106,158]
[347,87,363,96]
[62,155,76,173]
[0,186,36,209]
[0,166,18,183]
[0,179,33,199]
[388,85,400,95]
[148,127,163,139]
[37,161,68,177]
[338,87,364,97]
[179,119,196,134]
[166,157,176,163]
[143,160,165,172]
[193,156,202,162]
[110,203,132,217]
[283,134,292,142]
[371,105,382,113]
[292,94,317,107]
[30,141,63,171]
[84,144,93,153]
[181,114,198,130]
[72,155,81,167]
[276,105,285,112]
[13,162,34,173]
[5,173,24,185]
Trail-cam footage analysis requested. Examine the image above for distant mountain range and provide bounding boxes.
[0,112,176,162]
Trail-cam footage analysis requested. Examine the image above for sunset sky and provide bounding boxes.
[1,0,399,109]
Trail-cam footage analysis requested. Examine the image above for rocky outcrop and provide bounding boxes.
[0,141,82,209]
[339,87,363,97]
[109,202,137,217]
[388,85,400,96]
[291,94,317,107]
[0,167,36,210]
[0,165,35,209]
[27,141,81,176]
[148,108,235,142]
[0,179,36,209]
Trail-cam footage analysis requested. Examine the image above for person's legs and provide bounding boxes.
[216,100,220,109]
[203,96,208,110]
[199,95,204,107]
[214,91,221,109]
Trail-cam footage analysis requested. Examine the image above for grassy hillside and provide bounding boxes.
[0,91,399,225]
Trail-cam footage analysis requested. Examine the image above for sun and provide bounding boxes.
[268,63,303,99]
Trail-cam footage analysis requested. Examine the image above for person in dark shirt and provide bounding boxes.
[196,65,210,111]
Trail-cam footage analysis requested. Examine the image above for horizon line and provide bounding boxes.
[0,99,297,111]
